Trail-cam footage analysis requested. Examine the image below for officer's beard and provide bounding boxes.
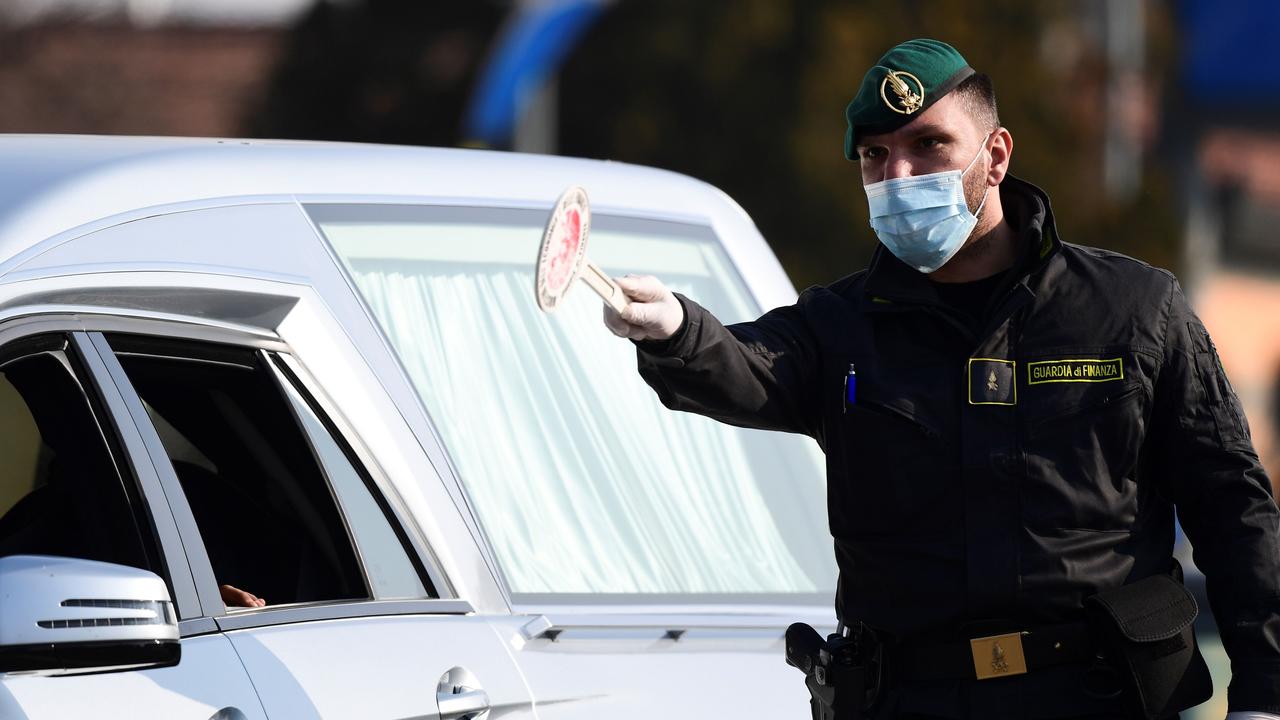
[951,157,1000,262]
[962,155,991,224]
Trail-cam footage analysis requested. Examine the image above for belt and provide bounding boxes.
[898,621,1097,682]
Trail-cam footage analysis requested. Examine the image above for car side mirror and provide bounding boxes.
[0,555,180,676]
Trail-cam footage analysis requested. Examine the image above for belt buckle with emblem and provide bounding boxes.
[969,632,1028,680]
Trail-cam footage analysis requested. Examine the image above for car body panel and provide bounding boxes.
[489,610,835,718]
[223,615,534,720]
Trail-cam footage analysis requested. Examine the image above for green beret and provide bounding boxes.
[844,38,975,159]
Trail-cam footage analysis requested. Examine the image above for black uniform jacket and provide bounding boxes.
[636,176,1280,715]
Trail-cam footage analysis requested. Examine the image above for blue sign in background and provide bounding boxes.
[1180,0,1280,105]
[464,1,605,147]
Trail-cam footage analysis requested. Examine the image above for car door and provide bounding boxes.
[0,328,267,720]
[90,329,534,720]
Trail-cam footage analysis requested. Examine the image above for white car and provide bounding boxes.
[0,135,836,719]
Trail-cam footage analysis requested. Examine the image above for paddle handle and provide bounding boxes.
[579,261,629,314]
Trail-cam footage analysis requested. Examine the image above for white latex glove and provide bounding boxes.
[602,275,685,342]
[1226,713,1280,719]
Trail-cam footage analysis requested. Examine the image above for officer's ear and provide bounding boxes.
[986,127,1012,186]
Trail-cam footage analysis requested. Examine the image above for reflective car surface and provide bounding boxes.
[0,135,836,719]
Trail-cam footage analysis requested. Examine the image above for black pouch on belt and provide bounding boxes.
[1083,561,1213,719]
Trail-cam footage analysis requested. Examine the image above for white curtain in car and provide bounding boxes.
[349,262,822,595]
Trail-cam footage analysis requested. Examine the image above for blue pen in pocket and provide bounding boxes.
[843,363,856,412]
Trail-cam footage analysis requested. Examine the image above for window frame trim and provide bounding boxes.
[68,331,206,617]
[83,331,228,620]
[212,598,474,632]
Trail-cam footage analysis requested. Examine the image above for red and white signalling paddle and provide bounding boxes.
[535,186,629,314]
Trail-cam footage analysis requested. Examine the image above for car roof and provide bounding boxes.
[0,135,745,262]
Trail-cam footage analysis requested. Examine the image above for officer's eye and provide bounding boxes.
[919,137,943,150]
[859,147,886,161]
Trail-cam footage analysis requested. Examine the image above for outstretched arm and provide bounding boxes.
[604,275,822,439]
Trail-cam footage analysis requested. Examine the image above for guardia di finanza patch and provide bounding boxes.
[1027,358,1124,385]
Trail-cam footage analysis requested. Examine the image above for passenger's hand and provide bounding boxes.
[220,583,266,608]
[603,275,684,341]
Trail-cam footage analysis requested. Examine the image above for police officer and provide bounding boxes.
[603,39,1280,720]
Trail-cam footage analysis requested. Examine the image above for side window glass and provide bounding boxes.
[108,336,367,608]
[0,337,155,575]
[105,335,430,608]
[272,362,428,600]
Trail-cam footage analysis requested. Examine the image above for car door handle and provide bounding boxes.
[437,667,490,720]
[437,688,490,720]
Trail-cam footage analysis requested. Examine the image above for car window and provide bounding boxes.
[312,204,836,602]
[106,335,391,609]
[0,335,156,575]
[271,359,429,600]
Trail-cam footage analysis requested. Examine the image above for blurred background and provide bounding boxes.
[0,0,1275,715]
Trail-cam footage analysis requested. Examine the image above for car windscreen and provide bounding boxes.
[310,204,835,604]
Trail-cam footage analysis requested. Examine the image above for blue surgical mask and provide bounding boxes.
[863,134,992,273]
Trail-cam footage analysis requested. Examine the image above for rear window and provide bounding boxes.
[311,204,834,603]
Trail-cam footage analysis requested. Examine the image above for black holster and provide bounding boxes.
[1083,561,1213,719]
[785,623,883,720]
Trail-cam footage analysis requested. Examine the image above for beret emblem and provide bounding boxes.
[879,70,924,115]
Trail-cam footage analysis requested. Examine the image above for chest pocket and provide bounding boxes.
[1019,352,1150,531]
[825,356,958,538]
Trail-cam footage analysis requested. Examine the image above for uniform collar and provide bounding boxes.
[861,174,1062,310]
